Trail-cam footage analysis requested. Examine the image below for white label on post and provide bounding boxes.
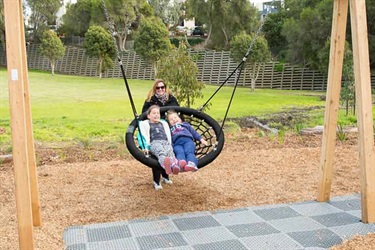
[11,69,19,81]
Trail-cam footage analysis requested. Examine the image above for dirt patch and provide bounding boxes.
[228,106,325,129]
[1,128,374,249]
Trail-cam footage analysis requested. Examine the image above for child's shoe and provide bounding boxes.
[178,160,187,170]
[184,161,198,172]
[172,163,180,175]
[162,177,173,185]
[153,181,162,190]
[163,157,173,175]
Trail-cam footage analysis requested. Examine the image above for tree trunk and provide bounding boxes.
[250,78,256,92]
[98,58,103,79]
[205,24,213,47]
[51,61,55,76]
[221,27,229,48]
[250,63,262,91]
[153,62,157,78]
[118,33,127,51]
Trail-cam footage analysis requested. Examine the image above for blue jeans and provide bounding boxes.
[173,136,198,166]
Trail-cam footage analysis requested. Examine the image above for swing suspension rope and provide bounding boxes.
[199,14,268,140]
[101,0,139,120]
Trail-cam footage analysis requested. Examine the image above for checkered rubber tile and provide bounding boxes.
[63,194,375,250]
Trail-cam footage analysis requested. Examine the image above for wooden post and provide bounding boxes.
[317,0,348,201]
[349,0,375,223]
[4,0,36,248]
[18,0,42,227]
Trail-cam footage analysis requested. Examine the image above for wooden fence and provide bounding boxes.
[1,44,375,90]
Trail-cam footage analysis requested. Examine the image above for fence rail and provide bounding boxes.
[1,44,375,90]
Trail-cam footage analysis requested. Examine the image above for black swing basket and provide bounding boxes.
[125,106,225,170]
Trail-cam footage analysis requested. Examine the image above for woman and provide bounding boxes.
[141,79,179,190]
[142,79,179,113]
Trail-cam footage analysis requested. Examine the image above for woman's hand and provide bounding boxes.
[143,149,150,157]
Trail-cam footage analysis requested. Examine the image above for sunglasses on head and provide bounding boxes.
[156,86,165,90]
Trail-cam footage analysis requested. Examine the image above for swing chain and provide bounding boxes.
[101,0,121,61]
[243,14,268,61]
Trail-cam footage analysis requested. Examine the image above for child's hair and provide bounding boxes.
[166,109,178,120]
[147,105,160,115]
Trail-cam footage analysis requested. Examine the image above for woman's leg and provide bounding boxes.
[152,168,162,184]
[161,169,169,179]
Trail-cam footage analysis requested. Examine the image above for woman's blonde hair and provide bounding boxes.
[146,79,172,101]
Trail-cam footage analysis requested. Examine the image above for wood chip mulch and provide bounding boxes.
[0,128,374,249]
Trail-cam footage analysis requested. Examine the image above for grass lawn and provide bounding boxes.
[0,68,358,150]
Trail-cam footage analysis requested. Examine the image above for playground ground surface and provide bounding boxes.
[1,128,374,249]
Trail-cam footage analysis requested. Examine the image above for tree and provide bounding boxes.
[262,10,288,60]
[26,0,63,42]
[0,0,4,47]
[230,32,272,91]
[39,30,65,75]
[366,0,375,67]
[280,0,333,69]
[60,0,93,37]
[157,40,204,107]
[148,0,183,28]
[102,0,138,51]
[186,0,258,50]
[83,25,115,79]
[318,39,355,115]
[133,16,171,75]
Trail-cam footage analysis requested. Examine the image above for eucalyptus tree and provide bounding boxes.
[148,0,182,28]
[281,0,333,69]
[262,10,288,60]
[60,0,93,37]
[26,0,63,42]
[186,0,258,50]
[100,0,138,51]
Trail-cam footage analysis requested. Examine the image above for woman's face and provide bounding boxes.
[155,82,166,95]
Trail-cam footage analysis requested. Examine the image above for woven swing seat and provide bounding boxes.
[125,106,225,170]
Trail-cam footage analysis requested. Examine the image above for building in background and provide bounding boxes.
[56,0,77,27]
[250,0,284,16]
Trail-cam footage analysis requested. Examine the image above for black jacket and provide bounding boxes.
[142,95,179,114]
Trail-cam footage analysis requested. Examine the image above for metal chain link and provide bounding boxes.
[243,14,268,61]
[101,0,121,61]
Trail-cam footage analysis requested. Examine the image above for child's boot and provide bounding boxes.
[163,157,173,175]
[178,160,187,171]
[172,160,180,175]
[184,161,197,172]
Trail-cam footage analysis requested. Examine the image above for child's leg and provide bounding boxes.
[173,139,187,171]
[173,144,186,161]
[184,140,198,167]
[151,140,178,175]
